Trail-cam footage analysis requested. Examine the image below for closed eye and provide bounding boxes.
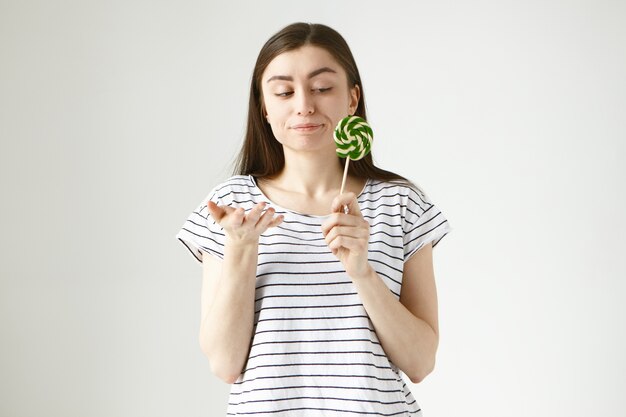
[274,87,332,97]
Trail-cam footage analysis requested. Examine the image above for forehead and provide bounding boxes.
[262,45,347,82]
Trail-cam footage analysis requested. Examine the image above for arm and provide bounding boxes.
[321,192,439,383]
[198,242,258,384]
[198,202,283,384]
[351,243,439,383]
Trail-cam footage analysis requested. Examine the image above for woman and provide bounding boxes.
[176,22,451,416]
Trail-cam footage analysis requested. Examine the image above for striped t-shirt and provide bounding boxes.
[176,174,451,416]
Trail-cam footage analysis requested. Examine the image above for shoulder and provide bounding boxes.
[204,175,257,204]
[363,178,437,230]
[364,178,429,204]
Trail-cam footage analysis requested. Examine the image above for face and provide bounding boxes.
[261,45,360,156]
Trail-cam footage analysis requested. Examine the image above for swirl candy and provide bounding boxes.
[333,116,373,160]
[334,116,374,213]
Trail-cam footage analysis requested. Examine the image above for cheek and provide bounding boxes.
[263,96,286,119]
[266,109,287,133]
[265,116,287,142]
[323,93,351,113]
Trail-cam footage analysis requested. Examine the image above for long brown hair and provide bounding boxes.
[233,22,413,187]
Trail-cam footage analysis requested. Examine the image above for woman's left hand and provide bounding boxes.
[321,192,373,280]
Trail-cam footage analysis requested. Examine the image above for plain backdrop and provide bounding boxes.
[1,1,625,416]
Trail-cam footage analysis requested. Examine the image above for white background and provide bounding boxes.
[1,1,625,416]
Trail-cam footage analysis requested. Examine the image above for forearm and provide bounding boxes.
[201,240,258,381]
[353,266,439,383]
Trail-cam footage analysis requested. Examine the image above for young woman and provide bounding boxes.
[177,22,451,416]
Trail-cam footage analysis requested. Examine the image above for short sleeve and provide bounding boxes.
[175,187,226,263]
[402,185,452,261]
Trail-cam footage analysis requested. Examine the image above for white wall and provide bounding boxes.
[1,0,625,416]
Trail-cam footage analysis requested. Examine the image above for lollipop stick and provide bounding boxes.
[340,158,350,194]
[340,159,350,214]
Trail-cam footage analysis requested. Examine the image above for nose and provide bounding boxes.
[296,90,314,115]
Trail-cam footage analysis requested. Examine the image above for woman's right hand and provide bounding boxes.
[207,201,283,245]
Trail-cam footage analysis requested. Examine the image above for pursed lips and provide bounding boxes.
[291,123,323,130]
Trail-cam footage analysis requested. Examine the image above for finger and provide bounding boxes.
[321,214,346,236]
[231,206,245,226]
[320,215,337,236]
[259,210,284,230]
[324,226,345,243]
[344,195,362,216]
[267,214,284,228]
[321,213,362,236]
[324,225,368,244]
[246,202,267,225]
[255,206,276,230]
[331,192,362,216]
[330,192,354,213]
[206,201,226,222]
[328,235,367,252]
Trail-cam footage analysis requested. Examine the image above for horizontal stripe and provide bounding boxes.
[243,362,394,373]
[247,349,387,361]
[253,326,375,335]
[255,270,347,279]
[232,373,398,385]
[254,292,359,303]
[230,384,402,396]
[229,395,406,406]
[251,338,382,348]
[255,314,370,323]
[257,259,340,268]
[258,250,333,256]
[227,406,416,416]
[254,303,365,314]
[255,280,352,290]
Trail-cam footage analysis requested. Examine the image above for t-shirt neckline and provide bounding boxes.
[248,174,370,219]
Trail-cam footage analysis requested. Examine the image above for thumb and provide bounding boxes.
[206,201,226,222]
[331,192,361,215]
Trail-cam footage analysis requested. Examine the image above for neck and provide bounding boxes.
[271,148,345,198]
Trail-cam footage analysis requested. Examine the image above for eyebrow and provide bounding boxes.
[266,67,337,83]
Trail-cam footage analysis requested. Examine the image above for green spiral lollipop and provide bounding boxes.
[333,115,373,160]
[334,116,374,213]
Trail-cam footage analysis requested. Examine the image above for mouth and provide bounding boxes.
[292,123,323,131]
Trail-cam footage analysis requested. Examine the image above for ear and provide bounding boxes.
[348,84,361,115]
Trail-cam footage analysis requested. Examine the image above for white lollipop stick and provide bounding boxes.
[340,159,350,214]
